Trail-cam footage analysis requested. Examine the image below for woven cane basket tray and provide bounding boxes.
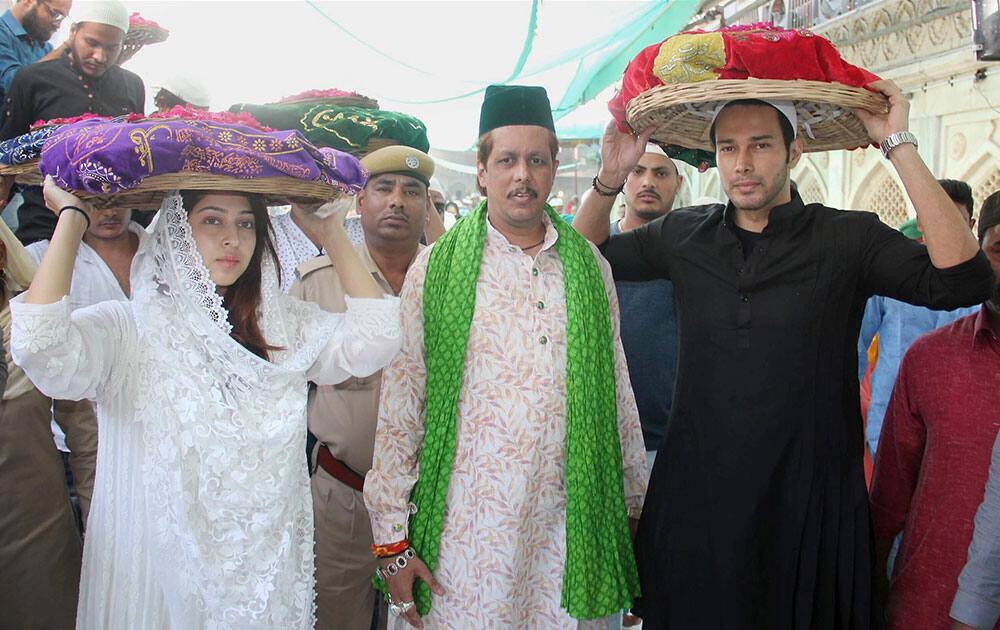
[0,161,41,185]
[78,173,345,211]
[625,79,889,153]
[0,163,343,210]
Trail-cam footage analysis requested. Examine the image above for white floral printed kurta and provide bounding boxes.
[364,215,647,629]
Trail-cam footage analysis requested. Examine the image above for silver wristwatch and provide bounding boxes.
[880,131,918,159]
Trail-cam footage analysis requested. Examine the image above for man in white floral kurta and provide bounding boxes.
[364,85,647,630]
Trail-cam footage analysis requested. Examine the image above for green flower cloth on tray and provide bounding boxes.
[229,101,429,156]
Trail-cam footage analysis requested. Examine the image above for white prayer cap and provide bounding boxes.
[428,176,445,196]
[644,143,668,157]
[160,75,211,109]
[711,99,798,138]
[72,1,130,34]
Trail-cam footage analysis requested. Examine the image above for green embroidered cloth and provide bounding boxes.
[397,200,640,620]
[228,101,429,156]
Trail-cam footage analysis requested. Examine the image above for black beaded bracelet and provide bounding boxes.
[591,175,624,197]
[59,205,90,230]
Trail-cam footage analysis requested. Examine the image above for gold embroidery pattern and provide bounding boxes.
[129,124,175,175]
[42,119,338,192]
[652,33,726,84]
[299,106,380,149]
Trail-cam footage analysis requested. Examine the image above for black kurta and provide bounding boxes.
[600,194,993,629]
[1,50,145,244]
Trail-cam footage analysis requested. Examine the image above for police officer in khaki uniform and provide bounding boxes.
[290,144,434,630]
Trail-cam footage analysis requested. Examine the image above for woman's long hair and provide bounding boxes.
[180,190,281,361]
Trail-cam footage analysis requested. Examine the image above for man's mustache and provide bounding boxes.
[507,188,538,199]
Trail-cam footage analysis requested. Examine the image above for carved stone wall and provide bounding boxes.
[797,169,826,206]
[854,163,909,227]
[814,0,973,78]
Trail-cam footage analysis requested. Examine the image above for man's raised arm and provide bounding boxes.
[573,121,652,245]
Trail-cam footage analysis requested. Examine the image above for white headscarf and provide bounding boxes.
[129,191,336,627]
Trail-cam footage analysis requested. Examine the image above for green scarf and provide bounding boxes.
[402,200,639,619]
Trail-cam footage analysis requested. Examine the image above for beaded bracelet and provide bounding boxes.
[591,175,624,197]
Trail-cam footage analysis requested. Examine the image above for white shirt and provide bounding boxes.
[24,221,146,451]
[25,221,147,310]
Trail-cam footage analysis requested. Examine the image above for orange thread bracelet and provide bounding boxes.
[372,539,410,558]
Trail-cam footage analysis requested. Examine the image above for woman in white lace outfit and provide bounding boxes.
[10,177,402,630]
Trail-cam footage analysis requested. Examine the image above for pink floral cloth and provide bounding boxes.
[364,214,646,629]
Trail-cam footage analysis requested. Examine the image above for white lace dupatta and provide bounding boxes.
[130,192,335,628]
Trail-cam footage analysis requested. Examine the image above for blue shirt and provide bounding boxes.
[857,295,977,455]
[0,10,51,101]
[610,220,678,451]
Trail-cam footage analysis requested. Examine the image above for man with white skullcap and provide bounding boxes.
[575,88,994,626]
[155,74,211,112]
[1,0,144,245]
[587,139,685,629]
[603,142,683,463]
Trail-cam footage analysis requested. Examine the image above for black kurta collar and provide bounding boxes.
[722,191,806,234]
[63,49,105,86]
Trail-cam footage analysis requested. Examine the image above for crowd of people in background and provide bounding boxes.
[0,2,998,630]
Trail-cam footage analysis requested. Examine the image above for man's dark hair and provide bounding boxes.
[709,100,795,159]
[154,88,186,111]
[979,189,1000,243]
[937,178,974,218]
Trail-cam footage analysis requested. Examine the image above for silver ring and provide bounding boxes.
[388,600,414,616]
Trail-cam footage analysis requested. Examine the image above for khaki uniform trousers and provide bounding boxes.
[313,463,387,630]
[0,388,82,630]
[54,397,98,527]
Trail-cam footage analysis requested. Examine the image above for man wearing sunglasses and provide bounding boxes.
[0,0,72,102]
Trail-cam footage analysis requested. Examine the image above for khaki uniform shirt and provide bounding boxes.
[289,243,419,475]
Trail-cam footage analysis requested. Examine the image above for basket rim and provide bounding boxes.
[625,78,887,154]
[626,79,888,113]
[81,173,345,199]
[0,164,347,204]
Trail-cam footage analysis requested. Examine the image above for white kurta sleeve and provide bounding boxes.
[306,295,402,386]
[363,252,429,545]
[9,295,135,402]
[593,243,647,509]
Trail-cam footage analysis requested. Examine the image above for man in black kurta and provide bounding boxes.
[574,84,994,629]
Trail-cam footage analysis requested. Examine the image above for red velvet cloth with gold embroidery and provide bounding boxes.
[609,23,880,130]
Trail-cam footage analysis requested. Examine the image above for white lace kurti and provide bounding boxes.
[364,216,647,629]
[11,295,400,629]
[10,191,402,630]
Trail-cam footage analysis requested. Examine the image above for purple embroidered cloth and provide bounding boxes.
[39,118,368,196]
